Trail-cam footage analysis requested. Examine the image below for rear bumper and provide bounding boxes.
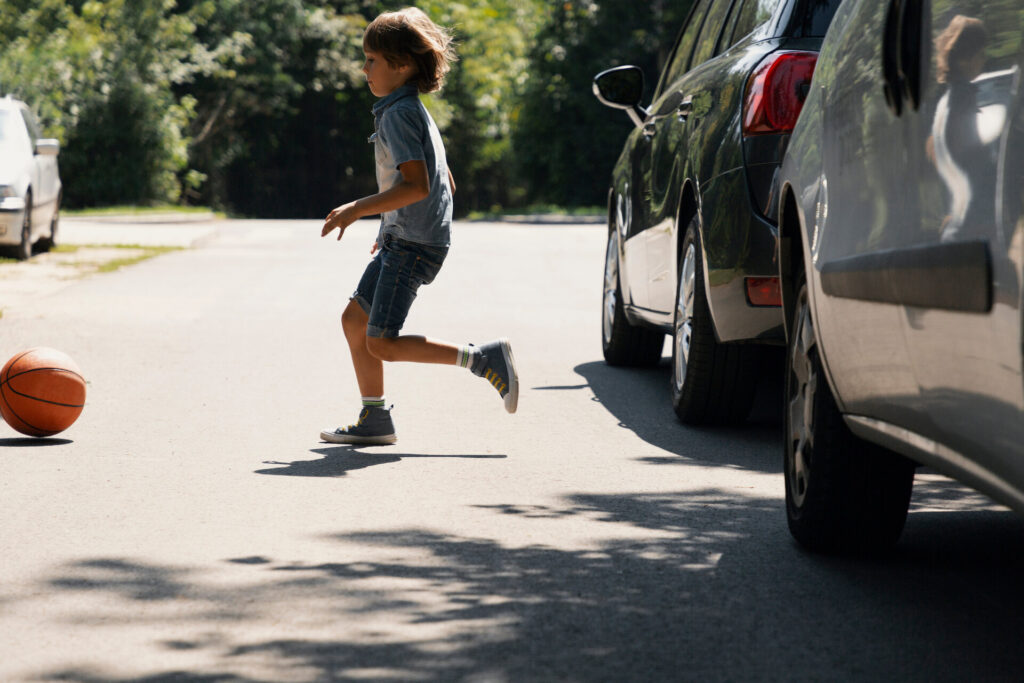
[701,169,785,343]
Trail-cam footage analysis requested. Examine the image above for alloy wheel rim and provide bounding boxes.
[673,242,696,392]
[787,291,816,508]
[602,233,618,345]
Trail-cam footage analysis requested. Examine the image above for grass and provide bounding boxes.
[95,245,182,272]
[63,204,224,218]
[0,243,183,273]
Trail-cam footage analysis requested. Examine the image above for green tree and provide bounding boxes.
[511,1,693,208]
[0,0,199,206]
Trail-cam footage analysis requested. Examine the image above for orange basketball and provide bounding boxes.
[0,347,86,437]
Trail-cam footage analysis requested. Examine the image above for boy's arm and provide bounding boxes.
[448,166,455,195]
[322,160,430,240]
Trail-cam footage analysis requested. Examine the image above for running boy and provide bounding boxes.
[320,7,518,445]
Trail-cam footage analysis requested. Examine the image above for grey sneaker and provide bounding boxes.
[320,405,397,445]
[472,339,519,413]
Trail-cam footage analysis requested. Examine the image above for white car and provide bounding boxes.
[0,96,62,260]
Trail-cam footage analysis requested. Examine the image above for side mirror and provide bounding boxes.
[34,139,60,156]
[593,66,647,128]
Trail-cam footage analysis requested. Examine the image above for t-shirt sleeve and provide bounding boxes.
[379,105,426,169]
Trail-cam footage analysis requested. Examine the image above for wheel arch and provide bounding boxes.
[675,179,699,274]
[778,182,803,341]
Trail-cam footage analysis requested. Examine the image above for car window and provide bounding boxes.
[730,0,777,43]
[0,108,32,156]
[718,0,746,52]
[656,0,711,97]
[691,0,738,66]
[789,0,843,38]
[19,106,41,142]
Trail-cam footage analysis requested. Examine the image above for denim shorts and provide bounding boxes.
[352,235,449,338]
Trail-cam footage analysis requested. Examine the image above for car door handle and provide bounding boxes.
[677,97,693,120]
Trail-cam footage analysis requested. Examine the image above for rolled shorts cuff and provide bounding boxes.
[351,293,372,315]
[366,323,400,338]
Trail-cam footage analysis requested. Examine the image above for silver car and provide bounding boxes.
[777,0,1024,552]
[0,96,61,260]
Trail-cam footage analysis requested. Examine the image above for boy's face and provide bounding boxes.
[362,49,412,97]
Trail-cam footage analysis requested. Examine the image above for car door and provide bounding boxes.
[894,1,1024,472]
[643,0,742,315]
[20,106,57,217]
[628,0,711,315]
[809,0,926,423]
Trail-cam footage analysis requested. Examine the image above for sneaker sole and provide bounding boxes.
[319,430,397,445]
[498,338,519,414]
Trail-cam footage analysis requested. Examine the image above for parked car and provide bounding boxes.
[0,95,62,260]
[592,0,841,425]
[777,0,1024,552]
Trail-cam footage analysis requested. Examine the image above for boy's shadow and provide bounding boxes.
[256,446,506,477]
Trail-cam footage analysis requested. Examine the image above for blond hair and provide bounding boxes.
[363,8,456,94]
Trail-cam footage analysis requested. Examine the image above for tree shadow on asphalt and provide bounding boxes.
[572,356,784,473]
[36,481,1024,682]
[255,446,507,477]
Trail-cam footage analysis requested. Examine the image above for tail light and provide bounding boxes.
[742,51,818,136]
[746,277,782,307]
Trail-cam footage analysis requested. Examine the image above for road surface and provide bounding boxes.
[1,219,1022,682]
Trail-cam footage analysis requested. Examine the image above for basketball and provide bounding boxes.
[0,347,86,437]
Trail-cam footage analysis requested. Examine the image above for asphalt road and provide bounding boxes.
[2,219,1023,682]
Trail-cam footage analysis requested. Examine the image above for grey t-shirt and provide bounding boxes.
[371,84,452,247]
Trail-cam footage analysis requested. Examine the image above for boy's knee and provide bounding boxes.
[365,336,398,362]
[341,303,367,334]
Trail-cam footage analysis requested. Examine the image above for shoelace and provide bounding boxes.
[342,408,370,432]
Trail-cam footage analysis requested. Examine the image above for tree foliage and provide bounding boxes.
[0,0,691,215]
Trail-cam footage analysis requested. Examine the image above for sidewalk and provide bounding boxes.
[61,212,224,248]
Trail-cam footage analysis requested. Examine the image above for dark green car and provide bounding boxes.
[593,0,841,425]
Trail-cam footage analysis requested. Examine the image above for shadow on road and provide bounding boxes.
[0,437,73,447]
[255,446,506,477]
[34,480,1024,682]
[572,356,784,473]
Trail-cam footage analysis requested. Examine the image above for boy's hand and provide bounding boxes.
[322,201,360,240]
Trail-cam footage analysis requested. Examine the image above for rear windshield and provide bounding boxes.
[789,0,843,38]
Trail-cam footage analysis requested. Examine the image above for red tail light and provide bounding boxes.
[742,51,817,136]
[746,277,782,307]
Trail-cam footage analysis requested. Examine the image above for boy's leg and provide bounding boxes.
[341,299,384,397]
[365,335,458,364]
[366,335,518,414]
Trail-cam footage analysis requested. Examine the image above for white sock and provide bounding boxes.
[456,345,481,372]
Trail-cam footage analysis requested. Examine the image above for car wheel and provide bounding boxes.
[784,273,916,554]
[39,192,60,252]
[602,228,664,366]
[16,193,32,261]
[671,218,759,425]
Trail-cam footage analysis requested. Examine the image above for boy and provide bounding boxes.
[320,7,518,445]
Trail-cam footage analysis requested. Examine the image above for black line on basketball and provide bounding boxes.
[5,367,85,384]
[1,382,46,434]
[1,349,35,384]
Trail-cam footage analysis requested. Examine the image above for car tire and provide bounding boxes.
[602,228,664,366]
[671,219,759,425]
[16,192,32,261]
[784,273,916,554]
[39,193,60,253]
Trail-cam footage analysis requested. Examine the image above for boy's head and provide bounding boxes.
[363,7,456,95]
